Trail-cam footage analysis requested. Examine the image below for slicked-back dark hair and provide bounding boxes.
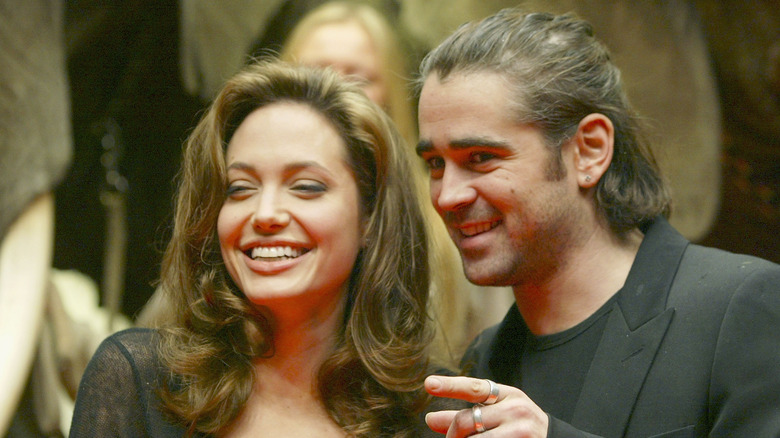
[417,9,671,235]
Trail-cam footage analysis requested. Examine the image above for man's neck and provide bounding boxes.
[513,226,643,336]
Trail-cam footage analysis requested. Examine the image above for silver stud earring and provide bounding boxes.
[584,175,592,182]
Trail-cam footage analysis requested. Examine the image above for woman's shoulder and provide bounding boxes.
[98,326,158,353]
[102,327,159,349]
[89,327,161,380]
[103,326,158,346]
[70,329,166,437]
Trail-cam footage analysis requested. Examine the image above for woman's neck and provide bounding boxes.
[221,296,347,437]
[263,290,345,376]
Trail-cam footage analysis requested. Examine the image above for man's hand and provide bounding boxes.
[425,375,549,437]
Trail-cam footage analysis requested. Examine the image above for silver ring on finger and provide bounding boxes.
[483,379,499,405]
[472,404,486,433]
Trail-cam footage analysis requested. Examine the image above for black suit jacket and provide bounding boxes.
[462,217,780,437]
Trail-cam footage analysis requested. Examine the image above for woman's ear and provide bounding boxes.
[572,113,614,188]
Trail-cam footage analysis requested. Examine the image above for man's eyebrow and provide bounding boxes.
[451,137,510,149]
[415,137,510,156]
[415,140,432,157]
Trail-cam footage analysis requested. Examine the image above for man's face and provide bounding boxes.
[417,72,584,287]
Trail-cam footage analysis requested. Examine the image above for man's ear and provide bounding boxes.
[572,113,614,188]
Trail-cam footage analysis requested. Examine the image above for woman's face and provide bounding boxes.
[217,102,363,320]
[294,21,386,107]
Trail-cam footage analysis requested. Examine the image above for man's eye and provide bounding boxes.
[470,152,496,164]
[425,156,445,170]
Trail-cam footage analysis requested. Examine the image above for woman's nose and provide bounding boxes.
[251,191,291,232]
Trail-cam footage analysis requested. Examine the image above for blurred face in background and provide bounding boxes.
[293,20,387,107]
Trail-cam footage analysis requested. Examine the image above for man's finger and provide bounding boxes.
[425,375,507,404]
[425,410,458,433]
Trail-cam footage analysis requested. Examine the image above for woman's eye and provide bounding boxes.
[291,180,326,195]
[225,184,251,198]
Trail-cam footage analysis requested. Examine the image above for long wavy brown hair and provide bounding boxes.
[156,59,432,436]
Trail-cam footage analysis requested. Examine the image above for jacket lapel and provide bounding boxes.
[570,218,688,436]
[571,304,674,436]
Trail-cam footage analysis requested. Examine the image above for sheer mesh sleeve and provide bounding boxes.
[69,329,159,437]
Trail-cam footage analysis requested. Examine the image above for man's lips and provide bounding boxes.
[452,219,500,237]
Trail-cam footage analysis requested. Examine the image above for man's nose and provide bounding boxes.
[433,166,477,212]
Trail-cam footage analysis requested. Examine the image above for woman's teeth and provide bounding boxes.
[250,246,305,260]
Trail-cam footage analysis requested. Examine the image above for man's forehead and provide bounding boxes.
[417,71,516,151]
[420,70,492,94]
[418,70,515,117]
[429,67,514,84]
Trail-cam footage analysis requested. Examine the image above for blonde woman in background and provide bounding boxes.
[281,1,513,362]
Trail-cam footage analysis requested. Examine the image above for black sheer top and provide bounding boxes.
[69,328,464,437]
